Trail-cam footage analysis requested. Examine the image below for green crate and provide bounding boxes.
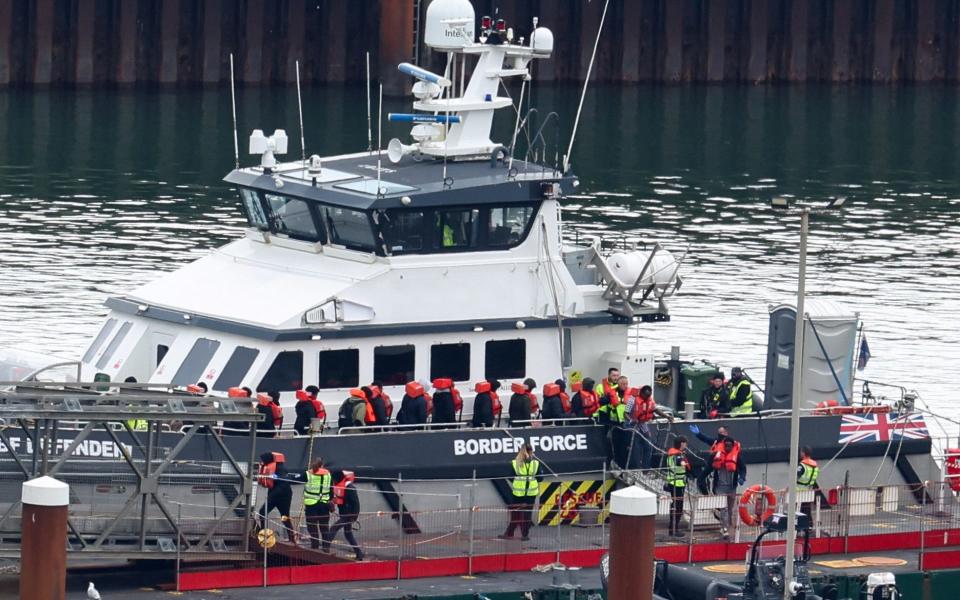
[680,363,719,411]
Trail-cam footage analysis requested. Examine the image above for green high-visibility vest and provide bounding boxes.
[126,419,148,431]
[304,469,332,506]
[797,460,820,490]
[667,452,687,487]
[595,387,626,423]
[511,459,540,497]
[729,379,753,415]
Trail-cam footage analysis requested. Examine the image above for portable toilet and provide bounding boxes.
[764,299,859,410]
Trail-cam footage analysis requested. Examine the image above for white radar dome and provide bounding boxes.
[425,0,476,50]
[531,27,554,56]
[607,249,679,288]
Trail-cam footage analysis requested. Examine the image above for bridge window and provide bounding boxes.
[240,188,269,230]
[435,209,480,250]
[171,338,221,386]
[258,350,303,392]
[323,207,377,252]
[379,210,426,254]
[95,321,133,370]
[430,343,470,381]
[213,346,260,391]
[83,318,117,364]
[488,205,535,247]
[318,349,359,389]
[374,345,415,385]
[264,193,324,242]
[485,339,525,380]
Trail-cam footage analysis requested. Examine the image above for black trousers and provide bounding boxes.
[667,484,685,534]
[325,515,361,557]
[305,503,331,549]
[258,487,295,541]
[504,495,535,538]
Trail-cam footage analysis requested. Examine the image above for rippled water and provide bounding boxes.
[0,85,958,430]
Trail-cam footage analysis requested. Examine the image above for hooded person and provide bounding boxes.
[396,381,428,427]
[471,380,496,428]
[540,381,566,425]
[256,451,295,541]
[256,393,277,437]
[365,384,389,427]
[293,387,325,436]
[326,469,364,560]
[338,388,368,430]
[570,377,600,423]
[431,378,457,426]
[508,378,537,427]
[370,381,393,422]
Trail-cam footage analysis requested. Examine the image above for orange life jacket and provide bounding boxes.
[363,397,376,425]
[543,383,568,415]
[405,381,424,398]
[257,393,272,408]
[257,452,286,488]
[490,391,502,416]
[476,381,501,415]
[270,403,283,427]
[333,470,356,505]
[632,393,656,423]
[186,384,205,394]
[312,399,326,420]
[425,392,433,416]
[510,382,538,414]
[382,392,393,418]
[452,388,463,413]
[228,387,249,398]
[711,441,742,472]
[579,389,600,416]
[600,378,618,398]
[559,392,571,414]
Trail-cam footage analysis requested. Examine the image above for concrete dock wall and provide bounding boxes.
[1,0,959,88]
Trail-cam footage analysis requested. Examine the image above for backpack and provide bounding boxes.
[351,399,367,426]
[338,399,353,428]
[339,398,364,428]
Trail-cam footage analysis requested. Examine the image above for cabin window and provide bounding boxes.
[83,318,117,364]
[562,328,573,368]
[485,339,526,380]
[213,346,260,391]
[430,343,470,381]
[318,349,359,389]
[263,193,324,242]
[373,345,415,385]
[258,350,304,392]
[488,205,535,247]
[379,209,426,254]
[434,209,480,250]
[95,321,133,370]
[171,338,221,386]
[156,344,169,365]
[323,207,377,252]
[240,188,269,230]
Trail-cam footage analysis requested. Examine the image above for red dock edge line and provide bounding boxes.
[176,528,960,591]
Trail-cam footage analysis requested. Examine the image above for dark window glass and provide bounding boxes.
[323,207,376,252]
[318,349,360,389]
[562,328,573,368]
[379,210,426,254]
[485,339,526,380]
[435,209,480,249]
[95,321,133,369]
[373,345,415,385]
[171,338,221,386]
[488,205,535,247]
[430,343,470,381]
[156,345,170,365]
[83,318,117,364]
[264,193,323,242]
[213,346,260,391]
[240,188,269,230]
[258,350,304,392]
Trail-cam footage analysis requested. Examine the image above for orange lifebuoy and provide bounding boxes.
[814,399,840,415]
[738,484,777,527]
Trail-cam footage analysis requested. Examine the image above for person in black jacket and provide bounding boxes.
[570,378,598,424]
[431,379,457,426]
[471,381,495,428]
[325,469,364,560]
[508,378,537,427]
[540,382,565,425]
[256,452,295,541]
[396,382,428,428]
[364,385,389,428]
[293,388,318,435]
[255,393,276,437]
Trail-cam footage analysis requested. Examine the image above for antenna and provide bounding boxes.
[563,0,610,174]
[507,77,528,171]
[366,51,373,153]
[229,53,239,169]
[295,60,307,166]
[377,83,383,194]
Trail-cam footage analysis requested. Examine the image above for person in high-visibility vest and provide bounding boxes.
[595,376,628,425]
[498,444,540,541]
[728,367,754,416]
[288,458,333,550]
[666,436,691,537]
[797,446,820,518]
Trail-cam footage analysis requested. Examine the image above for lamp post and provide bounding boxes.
[772,196,845,600]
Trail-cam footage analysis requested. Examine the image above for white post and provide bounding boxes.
[783,206,809,599]
[20,476,69,600]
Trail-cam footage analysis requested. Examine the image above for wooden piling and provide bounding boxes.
[788,0,808,81]
[20,477,69,600]
[379,0,413,94]
[706,0,727,82]
[202,0,222,84]
[243,0,264,84]
[747,0,769,82]
[873,0,895,82]
[832,0,852,82]
[0,0,10,85]
[33,0,54,85]
[663,0,683,82]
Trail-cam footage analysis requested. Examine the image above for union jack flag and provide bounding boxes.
[838,412,929,444]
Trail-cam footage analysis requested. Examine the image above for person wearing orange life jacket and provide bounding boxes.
[363,384,388,428]
[326,469,363,560]
[396,381,428,428]
[540,381,566,425]
[370,381,393,421]
[255,393,277,437]
[489,380,502,421]
[698,436,747,540]
[508,378,538,427]
[293,386,325,436]
[222,387,253,436]
[556,379,571,415]
[624,384,674,469]
[286,458,333,550]
[666,436,691,538]
[337,388,368,430]
[472,380,496,428]
[256,452,296,542]
[599,367,620,399]
[596,376,629,425]
[570,378,600,424]
[431,378,457,426]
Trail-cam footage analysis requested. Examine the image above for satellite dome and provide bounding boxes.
[424,0,476,50]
